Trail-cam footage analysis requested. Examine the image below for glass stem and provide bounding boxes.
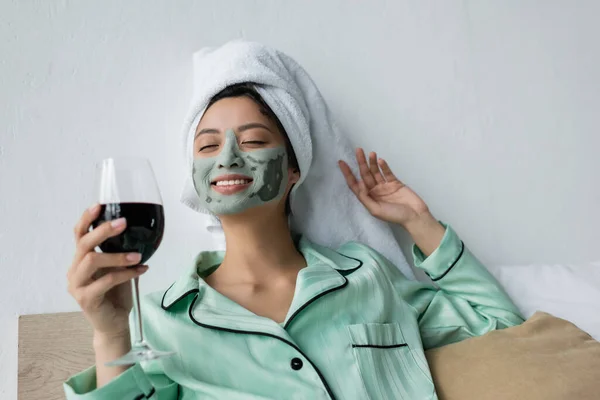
[130,276,144,345]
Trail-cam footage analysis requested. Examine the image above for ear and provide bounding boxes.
[288,167,300,185]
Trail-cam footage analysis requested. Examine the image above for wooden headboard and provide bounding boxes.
[18,312,95,400]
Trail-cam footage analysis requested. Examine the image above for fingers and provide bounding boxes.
[341,148,404,192]
[74,203,102,241]
[357,180,379,210]
[356,148,377,189]
[339,155,381,215]
[369,152,385,184]
[69,251,142,289]
[338,159,375,206]
[338,160,360,195]
[71,266,148,311]
[75,217,127,263]
[377,158,403,185]
[87,266,148,300]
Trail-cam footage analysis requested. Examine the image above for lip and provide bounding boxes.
[211,174,253,184]
[211,174,253,196]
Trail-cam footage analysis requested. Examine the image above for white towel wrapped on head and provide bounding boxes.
[180,40,414,279]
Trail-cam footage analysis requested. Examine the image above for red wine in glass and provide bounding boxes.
[92,202,165,265]
[93,157,174,366]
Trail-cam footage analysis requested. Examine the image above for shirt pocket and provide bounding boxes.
[346,323,435,400]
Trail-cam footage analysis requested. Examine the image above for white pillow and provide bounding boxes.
[487,261,600,340]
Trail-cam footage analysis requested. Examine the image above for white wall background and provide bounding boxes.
[1,0,599,397]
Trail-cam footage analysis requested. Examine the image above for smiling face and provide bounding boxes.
[192,95,298,216]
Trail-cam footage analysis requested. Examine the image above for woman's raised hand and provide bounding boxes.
[338,148,430,227]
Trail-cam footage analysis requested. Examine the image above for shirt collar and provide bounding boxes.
[161,235,362,310]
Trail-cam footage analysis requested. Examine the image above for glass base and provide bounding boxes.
[105,341,175,366]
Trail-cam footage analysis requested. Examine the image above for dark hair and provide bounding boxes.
[207,82,299,215]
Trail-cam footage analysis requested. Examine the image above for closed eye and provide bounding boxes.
[199,144,219,152]
[241,140,268,148]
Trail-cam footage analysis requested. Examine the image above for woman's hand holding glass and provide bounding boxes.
[67,205,148,339]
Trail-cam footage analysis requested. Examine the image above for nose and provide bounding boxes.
[217,129,245,169]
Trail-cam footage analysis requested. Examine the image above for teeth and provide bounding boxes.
[216,179,251,186]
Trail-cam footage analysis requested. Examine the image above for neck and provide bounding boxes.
[215,211,306,285]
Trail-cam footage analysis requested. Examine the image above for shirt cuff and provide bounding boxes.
[64,364,155,399]
[412,223,465,281]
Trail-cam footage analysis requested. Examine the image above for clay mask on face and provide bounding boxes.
[192,129,289,215]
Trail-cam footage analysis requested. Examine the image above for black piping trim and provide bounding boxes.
[352,343,408,349]
[188,294,337,400]
[284,253,361,330]
[429,241,465,282]
[334,254,364,275]
[284,278,348,330]
[161,251,362,311]
[132,387,156,400]
[161,282,200,310]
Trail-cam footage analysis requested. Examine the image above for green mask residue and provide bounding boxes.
[192,129,289,215]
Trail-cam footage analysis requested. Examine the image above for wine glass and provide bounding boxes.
[92,157,174,366]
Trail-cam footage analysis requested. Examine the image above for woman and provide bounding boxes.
[65,46,524,399]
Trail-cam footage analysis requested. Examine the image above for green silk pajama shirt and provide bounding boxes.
[64,224,524,399]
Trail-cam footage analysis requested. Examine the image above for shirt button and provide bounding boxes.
[290,357,303,370]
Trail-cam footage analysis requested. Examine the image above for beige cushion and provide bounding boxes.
[425,311,600,400]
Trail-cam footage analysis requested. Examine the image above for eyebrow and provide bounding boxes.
[239,122,273,133]
[195,123,273,139]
